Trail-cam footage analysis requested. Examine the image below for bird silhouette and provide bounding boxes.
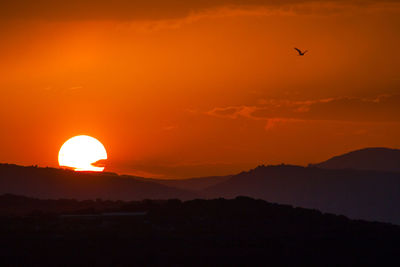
[294,48,308,56]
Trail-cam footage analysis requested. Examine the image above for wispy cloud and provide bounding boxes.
[68,86,83,90]
[206,94,400,129]
[106,159,242,178]
[1,0,399,22]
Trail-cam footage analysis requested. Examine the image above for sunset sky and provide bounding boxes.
[1,0,400,178]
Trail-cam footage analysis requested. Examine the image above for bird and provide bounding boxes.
[294,48,308,56]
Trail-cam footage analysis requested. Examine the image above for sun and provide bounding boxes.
[58,135,107,172]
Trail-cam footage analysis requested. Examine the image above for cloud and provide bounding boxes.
[206,106,256,119]
[1,0,399,21]
[206,94,400,129]
[264,118,305,130]
[106,159,242,178]
[92,159,107,168]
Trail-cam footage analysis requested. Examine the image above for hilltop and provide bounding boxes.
[2,147,400,224]
[204,164,400,224]
[0,164,197,200]
[310,147,400,172]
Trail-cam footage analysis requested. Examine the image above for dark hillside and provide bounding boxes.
[311,147,400,172]
[205,165,400,224]
[0,195,399,266]
[0,164,197,200]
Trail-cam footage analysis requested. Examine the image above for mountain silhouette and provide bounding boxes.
[0,164,197,200]
[2,147,400,224]
[137,175,232,191]
[310,147,400,172]
[204,164,400,224]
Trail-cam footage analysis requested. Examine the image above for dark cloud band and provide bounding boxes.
[206,94,400,123]
[1,0,399,21]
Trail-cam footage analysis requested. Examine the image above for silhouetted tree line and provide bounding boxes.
[0,194,399,265]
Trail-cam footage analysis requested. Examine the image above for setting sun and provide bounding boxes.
[58,135,107,172]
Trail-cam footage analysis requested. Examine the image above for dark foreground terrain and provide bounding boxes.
[0,195,399,266]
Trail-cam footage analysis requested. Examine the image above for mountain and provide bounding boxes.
[136,175,232,191]
[204,164,400,224]
[0,164,198,200]
[0,195,399,266]
[3,146,400,225]
[310,147,400,172]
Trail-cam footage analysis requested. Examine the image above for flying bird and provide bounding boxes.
[294,48,308,56]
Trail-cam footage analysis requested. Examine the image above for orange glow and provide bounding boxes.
[0,1,400,178]
[58,135,107,172]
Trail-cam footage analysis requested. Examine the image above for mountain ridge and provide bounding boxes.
[204,164,400,224]
[0,163,198,200]
[310,147,400,172]
[2,146,400,224]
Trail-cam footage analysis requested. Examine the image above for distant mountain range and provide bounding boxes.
[204,165,400,224]
[310,147,400,172]
[0,164,198,201]
[1,147,400,224]
[137,175,231,191]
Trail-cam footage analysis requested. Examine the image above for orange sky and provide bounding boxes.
[1,0,400,178]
